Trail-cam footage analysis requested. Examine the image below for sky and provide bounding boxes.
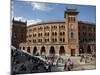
[12,0,96,25]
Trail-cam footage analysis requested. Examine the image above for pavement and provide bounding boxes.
[50,56,96,72]
[11,48,96,74]
[51,62,96,72]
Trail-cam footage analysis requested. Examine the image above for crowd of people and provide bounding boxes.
[80,54,95,63]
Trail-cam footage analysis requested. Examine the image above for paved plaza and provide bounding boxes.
[11,48,96,75]
[54,63,96,72]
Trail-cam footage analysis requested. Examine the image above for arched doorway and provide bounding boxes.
[49,46,55,62]
[41,46,46,55]
[49,46,55,55]
[49,46,56,57]
[58,46,65,64]
[27,47,30,53]
[33,46,37,55]
[59,46,65,56]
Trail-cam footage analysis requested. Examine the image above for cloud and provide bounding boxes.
[31,2,53,11]
[14,16,26,22]
[13,16,42,26]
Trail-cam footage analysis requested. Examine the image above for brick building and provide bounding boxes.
[18,9,96,57]
[11,18,27,48]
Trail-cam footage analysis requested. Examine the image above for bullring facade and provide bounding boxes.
[19,9,96,57]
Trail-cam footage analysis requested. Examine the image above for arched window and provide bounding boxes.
[60,32,62,36]
[48,32,49,36]
[33,47,37,55]
[71,32,73,38]
[55,38,57,42]
[55,32,57,36]
[63,32,65,35]
[70,23,74,31]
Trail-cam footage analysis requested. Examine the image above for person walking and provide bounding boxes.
[64,61,67,71]
[67,58,72,71]
[46,59,52,72]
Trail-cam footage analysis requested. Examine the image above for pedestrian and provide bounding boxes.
[67,58,72,71]
[85,56,88,63]
[67,65,71,71]
[45,59,52,72]
[70,62,74,69]
[64,61,67,71]
[47,59,52,72]
[48,61,51,72]
[68,58,71,62]
[45,63,49,72]
[56,58,60,66]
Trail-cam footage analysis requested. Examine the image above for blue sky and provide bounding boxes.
[12,0,96,25]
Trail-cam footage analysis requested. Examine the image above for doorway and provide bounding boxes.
[71,49,75,56]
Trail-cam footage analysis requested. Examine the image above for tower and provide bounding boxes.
[12,18,27,49]
[64,8,79,56]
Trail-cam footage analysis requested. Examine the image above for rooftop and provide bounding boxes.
[12,18,27,25]
[27,20,95,28]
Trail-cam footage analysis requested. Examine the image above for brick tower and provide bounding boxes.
[64,9,79,56]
